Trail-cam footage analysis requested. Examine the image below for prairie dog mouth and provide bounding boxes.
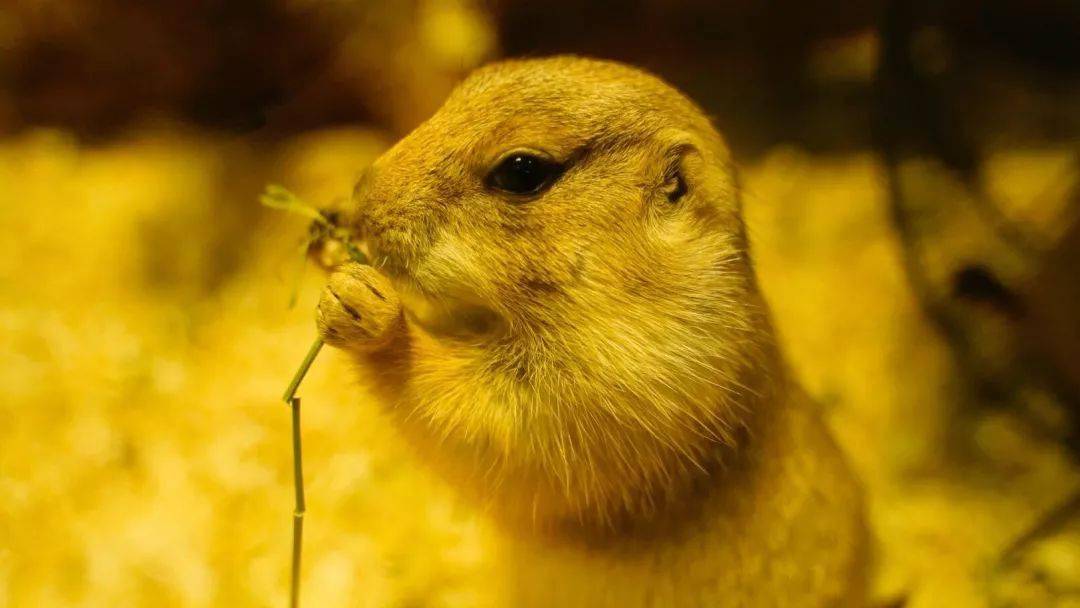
[361,238,501,338]
[398,279,502,339]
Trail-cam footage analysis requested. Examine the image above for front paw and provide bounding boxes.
[316,263,402,351]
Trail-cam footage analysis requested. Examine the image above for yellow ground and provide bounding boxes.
[1,126,1077,606]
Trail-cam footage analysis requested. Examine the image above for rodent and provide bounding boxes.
[316,56,868,607]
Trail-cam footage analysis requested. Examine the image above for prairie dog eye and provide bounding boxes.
[486,152,563,196]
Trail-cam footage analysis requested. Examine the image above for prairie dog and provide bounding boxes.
[317,56,867,606]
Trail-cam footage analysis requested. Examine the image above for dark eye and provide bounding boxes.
[486,153,562,196]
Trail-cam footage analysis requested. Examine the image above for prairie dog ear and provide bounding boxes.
[660,142,694,203]
[656,134,703,205]
[653,127,740,217]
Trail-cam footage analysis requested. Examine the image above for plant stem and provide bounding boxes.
[283,338,324,403]
[263,183,368,608]
[282,338,322,608]
[290,396,305,608]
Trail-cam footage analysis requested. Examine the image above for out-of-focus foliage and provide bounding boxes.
[1,1,1079,607]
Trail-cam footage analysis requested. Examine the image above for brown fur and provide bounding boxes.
[317,56,867,606]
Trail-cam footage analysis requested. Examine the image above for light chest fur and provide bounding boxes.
[501,397,867,607]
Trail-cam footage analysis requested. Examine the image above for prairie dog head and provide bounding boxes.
[352,57,778,532]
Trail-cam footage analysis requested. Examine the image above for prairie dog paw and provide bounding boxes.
[317,263,402,350]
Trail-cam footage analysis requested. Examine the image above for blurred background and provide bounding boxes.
[1,1,1078,606]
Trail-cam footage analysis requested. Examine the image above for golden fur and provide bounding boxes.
[317,56,867,606]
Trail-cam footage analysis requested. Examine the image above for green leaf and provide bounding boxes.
[259,184,329,226]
